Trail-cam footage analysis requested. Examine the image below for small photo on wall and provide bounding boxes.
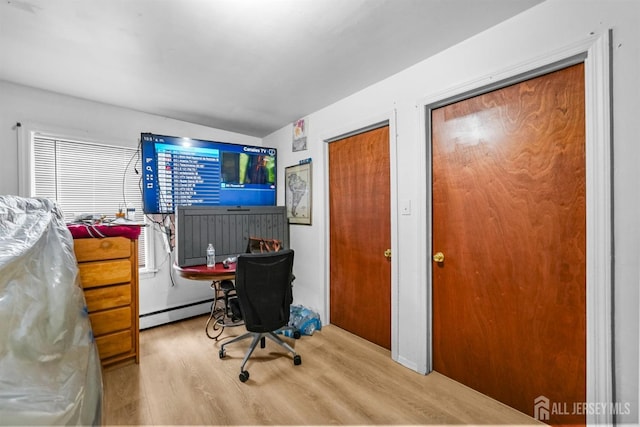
[292,118,307,152]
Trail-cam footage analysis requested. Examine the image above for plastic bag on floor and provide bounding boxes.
[288,304,322,336]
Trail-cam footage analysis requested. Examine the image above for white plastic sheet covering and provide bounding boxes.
[0,196,102,425]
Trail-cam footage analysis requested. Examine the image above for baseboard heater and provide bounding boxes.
[139,298,213,330]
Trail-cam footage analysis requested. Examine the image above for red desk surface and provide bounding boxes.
[174,262,236,281]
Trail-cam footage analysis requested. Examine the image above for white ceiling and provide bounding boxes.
[0,0,542,137]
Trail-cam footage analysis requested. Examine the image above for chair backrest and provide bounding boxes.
[234,249,294,333]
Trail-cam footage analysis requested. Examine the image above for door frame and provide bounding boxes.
[417,32,612,425]
[322,112,399,360]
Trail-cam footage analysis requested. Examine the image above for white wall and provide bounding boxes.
[263,0,639,423]
[0,80,261,328]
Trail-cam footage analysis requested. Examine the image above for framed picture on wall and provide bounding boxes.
[285,162,312,225]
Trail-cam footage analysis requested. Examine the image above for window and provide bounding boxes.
[31,135,147,268]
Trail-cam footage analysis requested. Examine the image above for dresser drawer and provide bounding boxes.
[73,236,131,262]
[84,284,131,312]
[78,259,132,289]
[95,330,133,360]
[89,306,132,336]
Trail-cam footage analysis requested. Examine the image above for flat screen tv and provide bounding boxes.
[141,133,277,214]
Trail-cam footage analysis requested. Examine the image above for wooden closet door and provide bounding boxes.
[432,64,586,425]
[329,126,391,349]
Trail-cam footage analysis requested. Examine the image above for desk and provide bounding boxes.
[174,262,236,282]
[174,262,243,340]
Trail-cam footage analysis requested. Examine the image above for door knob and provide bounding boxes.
[384,249,392,259]
[433,252,445,263]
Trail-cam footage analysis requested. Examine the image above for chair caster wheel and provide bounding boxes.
[239,370,249,382]
[219,349,225,359]
[293,355,302,365]
[293,330,301,339]
[260,337,266,348]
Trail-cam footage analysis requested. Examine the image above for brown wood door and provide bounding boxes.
[329,126,391,349]
[431,64,586,425]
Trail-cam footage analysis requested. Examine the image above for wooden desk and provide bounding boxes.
[174,262,236,281]
[174,262,242,340]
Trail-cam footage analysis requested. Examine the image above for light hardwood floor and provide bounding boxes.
[102,315,542,425]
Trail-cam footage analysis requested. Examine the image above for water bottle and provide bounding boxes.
[206,243,215,267]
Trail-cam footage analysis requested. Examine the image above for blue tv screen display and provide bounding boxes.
[141,133,277,214]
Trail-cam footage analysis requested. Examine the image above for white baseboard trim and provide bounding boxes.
[397,355,420,373]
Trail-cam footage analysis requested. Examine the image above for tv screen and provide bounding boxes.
[141,133,277,214]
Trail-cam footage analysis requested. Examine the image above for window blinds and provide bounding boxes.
[33,136,146,267]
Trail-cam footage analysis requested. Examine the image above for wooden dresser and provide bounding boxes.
[73,236,139,368]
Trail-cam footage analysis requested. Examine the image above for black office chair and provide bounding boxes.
[218,249,301,382]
